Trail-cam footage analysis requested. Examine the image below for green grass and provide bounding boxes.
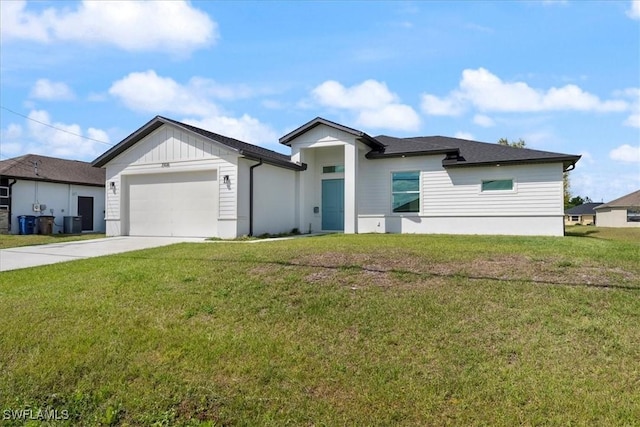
[1,231,639,425]
[0,233,106,249]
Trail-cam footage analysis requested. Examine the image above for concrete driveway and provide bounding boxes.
[0,236,206,272]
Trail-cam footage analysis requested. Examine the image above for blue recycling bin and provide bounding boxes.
[18,215,37,235]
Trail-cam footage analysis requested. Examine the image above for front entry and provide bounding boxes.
[322,179,344,231]
[78,196,94,231]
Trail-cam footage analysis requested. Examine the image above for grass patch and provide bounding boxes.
[0,233,106,249]
[1,233,639,425]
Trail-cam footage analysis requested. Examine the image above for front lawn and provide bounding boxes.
[1,232,638,425]
[0,233,106,249]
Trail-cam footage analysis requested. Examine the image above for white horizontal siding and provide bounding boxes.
[359,156,563,217]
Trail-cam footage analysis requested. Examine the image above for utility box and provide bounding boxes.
[37,215,55,235]
[63,216,82,234]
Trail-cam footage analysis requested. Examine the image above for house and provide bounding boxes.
[594,189,640,227]
[564,202,602,226]
[92,116,580,238]
[0,154,106,234]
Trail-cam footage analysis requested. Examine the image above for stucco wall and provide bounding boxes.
[596,208,640,228]
[9,179,105,234]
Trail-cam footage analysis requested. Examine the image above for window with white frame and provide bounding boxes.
[322,165,344,173]
[392,171,420,213]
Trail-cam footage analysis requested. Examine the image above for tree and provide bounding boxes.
[498,137,526,148]
[566,195,593,209]
[497,138,572,207]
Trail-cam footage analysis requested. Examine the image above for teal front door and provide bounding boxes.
[322,179,344,231]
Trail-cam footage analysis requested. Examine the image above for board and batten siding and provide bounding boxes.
[103,123,240,237]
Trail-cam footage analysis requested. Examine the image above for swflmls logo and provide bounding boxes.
[3,408,70,421]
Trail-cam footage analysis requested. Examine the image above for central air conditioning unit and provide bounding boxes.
[33,203,41,212]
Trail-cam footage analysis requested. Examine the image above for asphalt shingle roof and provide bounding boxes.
[0,154,105,187]
[368,135,581,169]
[565,202,603,215]
[595,189,640,209]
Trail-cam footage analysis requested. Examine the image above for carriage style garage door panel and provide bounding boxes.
[127,170,218,237]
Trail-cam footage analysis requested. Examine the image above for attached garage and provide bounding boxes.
[126,170,218,237]
[92,116,304,239]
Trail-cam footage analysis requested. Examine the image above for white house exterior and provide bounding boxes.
[594,190,640,227]
[0,154,106,234]
[92,117,302,238]
[93,116,580,238]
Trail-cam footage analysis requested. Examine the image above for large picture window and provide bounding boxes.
[392,171,420,213]
[481,179,513,192]
[627,209,640,222]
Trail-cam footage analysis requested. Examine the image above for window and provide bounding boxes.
[627,209,640,222]
[392,171,420,213]
[323,165,344,173]
[481,179,513,192]
[571,216,580,222]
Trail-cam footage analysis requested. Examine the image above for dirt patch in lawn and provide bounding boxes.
[290,252,639,289]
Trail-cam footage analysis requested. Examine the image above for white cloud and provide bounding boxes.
[109,70,264,116]
[0,0,217,54]
[311,79,421,131]
[628,0,640,20]
[454,131,474,140]
[421,68,629,116]
[0,110,111,160]
[473,114,495,127]
[624,113,640,128]
[183,115,279,148]
[609,144,640,163]
[29,79,75,101]
[109,70,219,116]
[616,87,640,127]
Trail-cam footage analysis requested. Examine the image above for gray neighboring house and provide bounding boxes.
[0,154,106,234]
[564,202,603,226]
[594,189,640,227]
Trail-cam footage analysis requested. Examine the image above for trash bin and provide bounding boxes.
[63,216,82,234]
[18,215,37,235]
[37,215,55,235]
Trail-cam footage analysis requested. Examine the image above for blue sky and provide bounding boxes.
[1,0,638,202]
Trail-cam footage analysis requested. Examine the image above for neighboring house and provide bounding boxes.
[92,116,580,238]
[564,202,603,226]
[594,189,640,227]
[0,154,106,234]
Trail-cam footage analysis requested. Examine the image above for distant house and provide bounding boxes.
[0,154,106,234]
[564,202,602,226]
[594,190,640,228]
[93,116,581,238]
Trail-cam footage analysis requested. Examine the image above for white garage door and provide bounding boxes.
[127,170,218,237]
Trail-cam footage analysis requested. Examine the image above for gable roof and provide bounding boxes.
[565,202,603,215]
[0,154,105,187]
[279,117,384,150]
[92,116,305,171]
[595,189,640,210]
[368,135,581,171]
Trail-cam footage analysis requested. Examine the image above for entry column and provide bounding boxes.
[344,143,358,234]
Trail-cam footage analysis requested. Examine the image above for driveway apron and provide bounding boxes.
[0,237,205,272]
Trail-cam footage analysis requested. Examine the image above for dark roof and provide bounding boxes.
[595,189,640,209]
[279,117,384,150]
[93,116,305,171]
[368,135,581,171]
[0,154,105,187]
[565,202,603,215]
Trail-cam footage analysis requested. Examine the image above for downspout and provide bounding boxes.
[249,159,263,236]
[8,179,17,232]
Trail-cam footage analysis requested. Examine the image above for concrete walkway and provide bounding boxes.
[0,236,206,272]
